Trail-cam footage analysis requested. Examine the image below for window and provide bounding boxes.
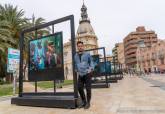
[152,60,156,65]
[148,61,150,66]
[161,59,164,65]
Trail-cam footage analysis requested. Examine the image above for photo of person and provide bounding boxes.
[99,61,111,75]
[30,43,37,70]
[100,62,106,74]
[106,61,111,74]
[36,41,45,69]
[45,41,60,68]
[29,33,62,71]
[91,55,100,75]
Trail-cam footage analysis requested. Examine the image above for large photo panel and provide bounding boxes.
[28,32,64,81]
[92,55,100,76]
[99,61,111,75]
[84,48,107,77]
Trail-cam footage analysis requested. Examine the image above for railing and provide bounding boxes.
[151,53,157,60]
[158,51,165,59]
[158,54,164,59]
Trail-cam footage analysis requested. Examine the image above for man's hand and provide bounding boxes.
[74,71,78,76]
[87,68,94,76]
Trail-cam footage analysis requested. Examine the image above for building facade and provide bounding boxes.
[112,44,118,62]
[112,43,125,68]
[117,43,125,67]
[137,40,165,73]
[106,55,113,62]
[63,3,99,79]
[124,26,158,69]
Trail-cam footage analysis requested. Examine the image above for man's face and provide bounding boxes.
[37,42,42,49]
[77,43,84,52]
[48,45,53,52]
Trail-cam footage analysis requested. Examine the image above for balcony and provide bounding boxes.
[124,42,137,48]
[125,50,136,55]
[125,45,137,51]
[158,53,165,59]
[157,50,165,59]
[125,58,137,64]
[141,57,145,62]
[125,39,136,44]
[151,53,157,60]
[126,53,136,59]
[146,56,150,61]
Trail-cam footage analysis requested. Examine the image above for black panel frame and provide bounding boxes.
[83,47,109,87]
[28,32,64,81]
[11,15,79,108]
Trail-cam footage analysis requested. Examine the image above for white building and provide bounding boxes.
[64,3,99,79]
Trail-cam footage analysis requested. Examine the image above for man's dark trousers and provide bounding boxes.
[78,73,91,105]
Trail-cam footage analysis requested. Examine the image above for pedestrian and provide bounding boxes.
[65,66,68,80]
[74,41,94,109]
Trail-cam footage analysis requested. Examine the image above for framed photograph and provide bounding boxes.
[92,55,100,76]
[99,61,111,75]
[28,32,64,81]
[106,61,111,74]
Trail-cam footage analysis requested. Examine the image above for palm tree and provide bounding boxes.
[25,14,50,39]
[0,4,27,78]
[0,20,16,52]
[24,15,50,57]
[0,20,13,78]
[0,4,28,48]
[0,4,50,79]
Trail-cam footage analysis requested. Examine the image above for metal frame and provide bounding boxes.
[18,15,78,99]
[111,56,123,80]
[83,47,109,87]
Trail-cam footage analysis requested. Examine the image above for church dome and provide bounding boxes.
[77,21,95,35]
[77,3,95,35]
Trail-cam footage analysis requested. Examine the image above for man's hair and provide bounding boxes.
[48,41,54,46]
[77,41,83,45]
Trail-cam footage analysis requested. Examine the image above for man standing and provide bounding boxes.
[74,41,94,109]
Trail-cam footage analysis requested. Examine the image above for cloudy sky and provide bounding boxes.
[1,0,165,54]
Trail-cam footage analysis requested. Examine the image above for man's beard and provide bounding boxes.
[79,49,83,53]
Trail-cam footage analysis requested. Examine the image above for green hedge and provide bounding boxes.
[36,80,73,89]
[0,84,17,96]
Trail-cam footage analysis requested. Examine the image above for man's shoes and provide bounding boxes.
[84,103,90,109]
[78,103,86,108]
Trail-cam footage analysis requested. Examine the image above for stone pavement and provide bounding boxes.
[0,75,165,114]
[0,96,14,102]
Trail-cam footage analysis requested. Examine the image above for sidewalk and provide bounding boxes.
[0,76,165,114]
[0,95,16,102]
[142,73,165,83]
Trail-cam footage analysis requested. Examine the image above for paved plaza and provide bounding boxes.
[0,74,165,114]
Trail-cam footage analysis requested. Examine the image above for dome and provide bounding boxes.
[77,21,95,35]
[77,3,95,35]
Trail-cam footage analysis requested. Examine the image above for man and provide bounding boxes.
[46,41,58,68]
[65,66,69,80]
[74,41,94,109]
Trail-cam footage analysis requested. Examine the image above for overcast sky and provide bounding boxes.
[1,0,165,55]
